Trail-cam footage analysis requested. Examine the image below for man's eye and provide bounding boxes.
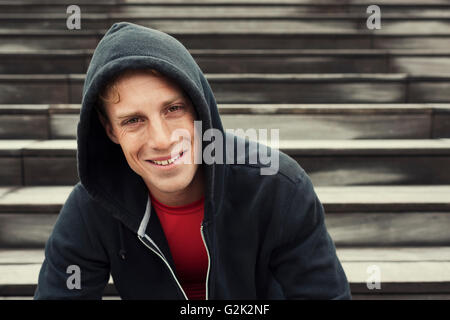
[167,105,183,113]
[124,118,140,125]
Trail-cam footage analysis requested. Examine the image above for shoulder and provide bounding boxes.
[54,183,116,254]
[62,182,98,212]
[223,139,316,218]
[224,134,308,187]
[60,182,111,224]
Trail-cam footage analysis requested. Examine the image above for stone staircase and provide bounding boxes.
[0,0,449,300]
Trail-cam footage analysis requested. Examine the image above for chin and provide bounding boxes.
[146,170,197,195]
[155,180,190,194]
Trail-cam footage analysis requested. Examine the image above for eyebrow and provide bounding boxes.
[115,94,187,120]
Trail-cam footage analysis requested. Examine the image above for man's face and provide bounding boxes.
[100,70,201,202]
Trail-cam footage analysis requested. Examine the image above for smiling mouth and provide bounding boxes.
[147,150,185,166]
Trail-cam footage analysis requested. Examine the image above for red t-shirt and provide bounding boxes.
[150,193,208,300]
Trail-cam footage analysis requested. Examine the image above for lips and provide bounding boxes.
[147,150,184,166]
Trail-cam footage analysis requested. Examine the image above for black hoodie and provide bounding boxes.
[34,22,351,300]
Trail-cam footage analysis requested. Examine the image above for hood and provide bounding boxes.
[77,22,225,229]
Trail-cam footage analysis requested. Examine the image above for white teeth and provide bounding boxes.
[150,152,183,166]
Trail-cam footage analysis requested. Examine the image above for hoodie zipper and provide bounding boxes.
[200,224,211,300]
[137,235,188,300]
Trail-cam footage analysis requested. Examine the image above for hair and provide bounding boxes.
[96,68,163,120]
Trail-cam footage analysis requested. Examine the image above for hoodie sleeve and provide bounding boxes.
[269,173,351,300]
[34,184,110,300]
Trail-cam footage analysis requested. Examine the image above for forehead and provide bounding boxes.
[116,71,185,98]
[102,70,195,119]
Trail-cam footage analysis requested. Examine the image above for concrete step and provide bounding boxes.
[0,185,448,214]
[0,247,449,298]
[6,11,450,19]
[5,0,450,4]
[2,29,450,50]
[1,139,450,186]
[1,103,449,140]
[2,14,450,34]
[1,73,450,104]
[2,49,450,75]
[2,0,450,16]
[0,185,450,247]
[3,6,450,16]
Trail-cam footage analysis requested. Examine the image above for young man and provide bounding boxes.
[34,22,351,299]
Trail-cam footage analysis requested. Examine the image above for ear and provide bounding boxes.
[97,110,120,144]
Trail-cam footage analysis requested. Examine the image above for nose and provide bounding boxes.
[145,117,174,151]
